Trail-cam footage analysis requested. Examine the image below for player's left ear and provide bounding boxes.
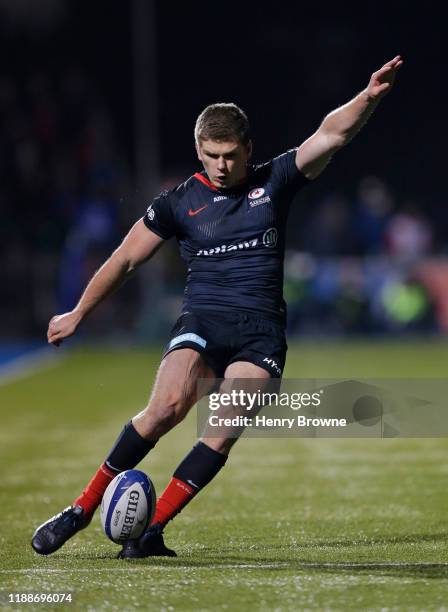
[195,141,203,162]
[246,140,253,161]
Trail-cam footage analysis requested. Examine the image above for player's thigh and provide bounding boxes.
[224,360,272,380]
[151,347,215,407]
[134,348,215,430]
[201,361,271,454]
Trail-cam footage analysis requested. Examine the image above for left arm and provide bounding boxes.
[296,55,403,180]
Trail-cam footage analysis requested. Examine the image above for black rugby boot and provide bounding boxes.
[117,523,177,559]
[31,506,91,555]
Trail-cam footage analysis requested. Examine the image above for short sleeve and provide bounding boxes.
[270,148,310,191]
[143,191,176,240]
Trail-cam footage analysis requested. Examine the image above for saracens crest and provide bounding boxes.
[248,187,265,199]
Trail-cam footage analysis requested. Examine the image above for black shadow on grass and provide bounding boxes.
[293,564,448,580]
[60,532,448,580]
[64,555,448,581]
[204,531,448,551]
[63,530,448,563]
[151,560,448,580]
[91,558,448,580]
[294,532,448,548]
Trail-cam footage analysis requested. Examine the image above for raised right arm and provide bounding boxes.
[48,219,164,345]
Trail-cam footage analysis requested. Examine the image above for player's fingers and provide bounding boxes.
[49,334,63,346]
[48,325,61,337]
[376,82,390,94]
[48,320,59,334]
[385,55,401,67]
[372,66,391,83]
[49,324,75,343]
[377,66,392,76]
[48,328,63,341]
[388,60,403,72]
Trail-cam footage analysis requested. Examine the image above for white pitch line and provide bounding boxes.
[0,347,62,386]
[3,566,283,573]
[1,562,447,574]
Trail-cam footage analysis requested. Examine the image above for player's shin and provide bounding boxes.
[73,421,158,517]
[151,441,227,527]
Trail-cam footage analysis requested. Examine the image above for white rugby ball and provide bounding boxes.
[100,469,156,543]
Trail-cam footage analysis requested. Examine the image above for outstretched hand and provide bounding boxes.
[366,55,403,101]
[47,311,82,346]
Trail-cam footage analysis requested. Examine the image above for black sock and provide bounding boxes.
[173,441,228,491]
[105,421,157,473]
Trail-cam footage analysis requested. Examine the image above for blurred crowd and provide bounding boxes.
[285,177,446,336]
[0,67,133,337]
[1,66,445,339]
[300,177,433,260]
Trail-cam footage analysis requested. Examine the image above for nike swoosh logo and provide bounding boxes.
[188,205,208,217]
[187,479,200,489]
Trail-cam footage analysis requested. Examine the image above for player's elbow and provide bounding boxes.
[126,258,139,274]
[125,256,144,277]
[319,121,348,150]
[109,248,136,277]
[331,133,347,149]
[323,128,346,151]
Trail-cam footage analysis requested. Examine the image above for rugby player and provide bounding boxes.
[31,56,402,558]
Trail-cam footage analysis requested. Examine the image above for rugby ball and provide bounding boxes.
[100,469,156,543]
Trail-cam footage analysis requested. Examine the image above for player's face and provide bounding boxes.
[196,139,252,189]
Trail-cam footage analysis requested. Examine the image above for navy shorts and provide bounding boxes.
[162,310,287,378]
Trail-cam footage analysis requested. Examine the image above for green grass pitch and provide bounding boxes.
[1,341,448,610]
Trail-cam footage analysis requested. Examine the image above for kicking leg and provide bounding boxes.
[31,348,213,555]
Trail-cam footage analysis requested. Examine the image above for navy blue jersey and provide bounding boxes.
[143,149,310,323]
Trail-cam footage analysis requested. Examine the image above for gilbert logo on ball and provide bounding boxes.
[100,470,156,543]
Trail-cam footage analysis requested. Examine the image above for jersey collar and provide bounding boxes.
[193,172,218,191]
[193,169,253,195]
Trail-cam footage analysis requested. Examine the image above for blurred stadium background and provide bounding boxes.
[2,3,448,609]
[1,0,446,360]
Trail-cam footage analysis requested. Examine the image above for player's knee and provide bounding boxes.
[141,393,188,436]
